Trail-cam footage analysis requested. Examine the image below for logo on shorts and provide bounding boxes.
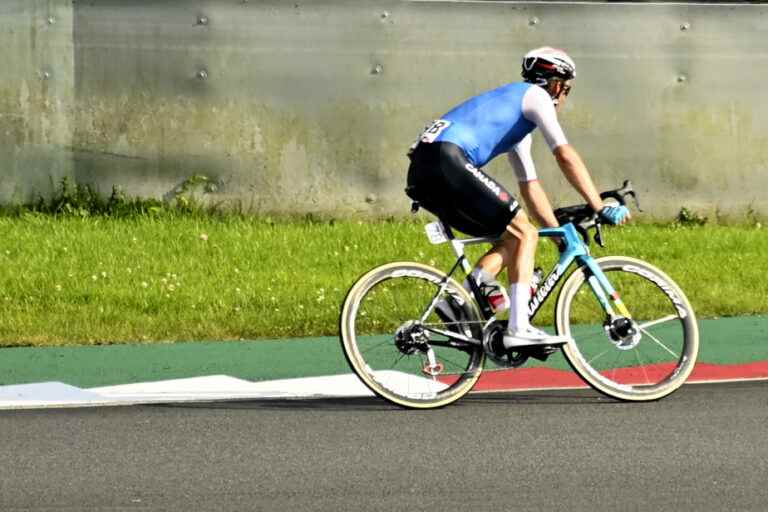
[464,163,503,198]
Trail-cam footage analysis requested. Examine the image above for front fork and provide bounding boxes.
[580,256,632,319]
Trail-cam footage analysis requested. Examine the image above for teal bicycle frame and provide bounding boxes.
[437,220,632,326]
[533,223,632,321]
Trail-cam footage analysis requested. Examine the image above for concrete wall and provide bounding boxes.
[0,1,74,203]
[4,1,768,218]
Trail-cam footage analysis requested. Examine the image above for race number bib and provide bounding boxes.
[408,119,452,154]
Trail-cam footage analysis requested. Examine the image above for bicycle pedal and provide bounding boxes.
[526,346,558,361]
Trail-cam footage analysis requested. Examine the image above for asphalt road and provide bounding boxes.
[1,381,766,511]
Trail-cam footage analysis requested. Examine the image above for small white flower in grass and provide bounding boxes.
[235,288,241,294]
[55,284,62,292]
[298,304,304,309]
[91,274,97,281]
[234,268,240,274]
[168,284,176,292]
[161,278,168,284]
[234,306,241,313]
[141,281,149,288]
[126,268,132,274]
[101,271,107,279]
[132,237,138,243]
[429,259,436,266]
[199,233,209,241]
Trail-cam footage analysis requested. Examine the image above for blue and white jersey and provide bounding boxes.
[434,82,537,168]
[417,82,569,182]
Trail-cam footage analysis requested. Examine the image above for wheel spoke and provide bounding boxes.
[559,258,698,401]
[390,352,407,369]
[359,337,393,356]
[586,346,613,366]
[638,315,678,331]
[633,348,651,385]
[639,326,679,358]
[341,265,485,408]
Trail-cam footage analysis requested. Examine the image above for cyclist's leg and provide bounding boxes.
[498,212,539,334]
[475,211,537,281]
[410,143,569,347]
[500,211,571,346]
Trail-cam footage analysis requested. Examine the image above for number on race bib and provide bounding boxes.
[419,119,451,143]
[408,119,452,155]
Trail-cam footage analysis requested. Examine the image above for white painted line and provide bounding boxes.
[0,374,377,410]
[90,374,376,401]
[1,372,765,410]
[0,382,117,409]
[687,376,768,385]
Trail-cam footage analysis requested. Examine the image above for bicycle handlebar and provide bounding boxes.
[553,180,642,247]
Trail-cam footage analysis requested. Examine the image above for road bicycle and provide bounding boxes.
[339,181,699,408]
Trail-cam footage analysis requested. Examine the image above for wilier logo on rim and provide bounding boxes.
[464,163,502,198]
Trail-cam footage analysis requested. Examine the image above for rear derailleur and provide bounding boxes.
[394,320,444,377]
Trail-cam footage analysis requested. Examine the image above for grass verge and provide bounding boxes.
[1,214,766,347]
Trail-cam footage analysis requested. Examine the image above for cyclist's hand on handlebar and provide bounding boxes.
[599,205,630,225]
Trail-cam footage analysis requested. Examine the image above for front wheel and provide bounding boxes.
[340,262,485,409]
[556,256,699,401]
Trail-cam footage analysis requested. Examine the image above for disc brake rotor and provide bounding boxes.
[605,317,642,350]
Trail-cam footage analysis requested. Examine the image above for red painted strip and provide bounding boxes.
[689,361,768,382]
[463,361,768,392]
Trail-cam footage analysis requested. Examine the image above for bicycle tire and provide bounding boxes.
[339,262,485,409]
[555,256,699,401]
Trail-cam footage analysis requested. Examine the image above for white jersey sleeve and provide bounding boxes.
[521,85,568,151]
[507,134,537,182]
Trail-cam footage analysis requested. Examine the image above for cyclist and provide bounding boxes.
[406,47,629,352]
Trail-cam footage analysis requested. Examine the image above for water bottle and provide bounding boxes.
[530,267,544,297]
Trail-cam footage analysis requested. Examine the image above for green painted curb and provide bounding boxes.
[0,316,766,388]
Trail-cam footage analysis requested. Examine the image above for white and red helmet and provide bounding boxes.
[521,47,576,85]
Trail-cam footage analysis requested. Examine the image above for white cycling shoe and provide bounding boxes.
[502,326,572,349]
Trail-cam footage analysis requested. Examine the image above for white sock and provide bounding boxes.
[507,282,530,333]
[463,267,495,292]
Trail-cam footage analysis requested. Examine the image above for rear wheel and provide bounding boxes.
[556,256,699,401]
[340,262,485,408]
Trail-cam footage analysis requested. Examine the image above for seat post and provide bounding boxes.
[438,217,456,241]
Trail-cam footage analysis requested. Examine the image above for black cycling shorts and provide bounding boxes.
[406,142,521,237]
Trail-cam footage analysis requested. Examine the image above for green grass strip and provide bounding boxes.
[1,215,766,347]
